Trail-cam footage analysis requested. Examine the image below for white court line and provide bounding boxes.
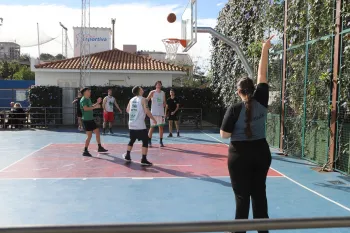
[0,143,53,173]
[201,130,350,212]
[269,167,350,212]
[0,175,283,181]
[132,177,154,180]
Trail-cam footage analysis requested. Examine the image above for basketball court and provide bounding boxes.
[0,0,349,232]
[0,128,349,233]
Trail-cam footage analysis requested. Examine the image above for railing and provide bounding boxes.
[0,107,205,129]
[1,216,350,233]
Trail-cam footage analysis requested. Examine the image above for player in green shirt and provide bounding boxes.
[80,87,108,157]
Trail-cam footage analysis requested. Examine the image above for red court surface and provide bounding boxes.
[0,143,282,179]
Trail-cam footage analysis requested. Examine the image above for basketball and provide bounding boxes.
[167,13,177,23]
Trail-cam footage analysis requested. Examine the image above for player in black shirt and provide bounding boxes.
[165,89,180,137]
[72,89,83,131]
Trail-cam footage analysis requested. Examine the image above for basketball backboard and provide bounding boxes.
[181,0,197,52]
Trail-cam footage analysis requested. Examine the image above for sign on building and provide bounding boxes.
[73,27,112,57]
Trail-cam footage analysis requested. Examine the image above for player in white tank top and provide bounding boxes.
[128,96,146,130]
[147,81,166,147]
[125,86,157,166]
[102,89,122,134]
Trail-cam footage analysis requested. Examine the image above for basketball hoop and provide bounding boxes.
[162,38,187,61]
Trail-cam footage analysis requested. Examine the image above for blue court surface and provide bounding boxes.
[0,128,349,233]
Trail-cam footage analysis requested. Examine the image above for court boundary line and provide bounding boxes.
[200,130,350,212]
[0,175,284,180]
[0,143,53,173]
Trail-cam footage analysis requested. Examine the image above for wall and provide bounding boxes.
[0,80,35,107]
[35,71,174,88]
[73,27,112,57]
[34,70,176,123]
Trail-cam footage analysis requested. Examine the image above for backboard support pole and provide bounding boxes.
[197,26,254,78]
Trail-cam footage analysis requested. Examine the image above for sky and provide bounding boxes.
[0,0,227,70]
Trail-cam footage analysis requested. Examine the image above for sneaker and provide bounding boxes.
[123,153,132,162]
[177,132,180,137]
[83,151,92,157]
[168,133,173,137]
[141,158,153,166]
[102,128,106,135]
[98,147,108,153]
[160,141,165,147]
[109,129,114,134]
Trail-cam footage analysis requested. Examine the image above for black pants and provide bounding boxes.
[228,138,271,233]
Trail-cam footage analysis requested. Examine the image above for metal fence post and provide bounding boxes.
[279,0,288,153]
[329,0,342,169]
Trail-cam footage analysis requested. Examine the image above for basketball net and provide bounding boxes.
[162,38,187,61]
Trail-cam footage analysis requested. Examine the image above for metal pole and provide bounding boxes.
[59,22,68,59]
[111,18,116,49]
[37,23,41,61]
[280,0,288,152]
[329,0,342,169]
[1,216,350,233]
[196,26,254,78]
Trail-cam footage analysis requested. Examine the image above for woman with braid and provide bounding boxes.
[220,35,274,233]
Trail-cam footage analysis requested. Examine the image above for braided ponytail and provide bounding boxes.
[237,77,255,138]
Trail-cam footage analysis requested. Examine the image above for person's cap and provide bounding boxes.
[80,87,90,95]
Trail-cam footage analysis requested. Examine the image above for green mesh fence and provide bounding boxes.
[302,38,332,165]
[272,0,335,167]
[335,8,350,176]
[283,46,305,157]
[263,0,350,173]
[266,52,283,148]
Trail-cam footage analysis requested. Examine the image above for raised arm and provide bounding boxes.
[82,98,102,111]
[257,35,274,84]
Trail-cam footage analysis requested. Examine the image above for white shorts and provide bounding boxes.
[150,116,166,128]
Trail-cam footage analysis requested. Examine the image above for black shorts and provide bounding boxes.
[129,129,148,141]
[168,113,178,121]
[77,110,82,118]
[83,120,97,131]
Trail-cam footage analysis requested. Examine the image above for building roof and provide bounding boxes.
[34,49,184,72]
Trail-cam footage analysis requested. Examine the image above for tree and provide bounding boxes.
[19,54,30,63]
[55,54,66,60]
[40,53,55,61]
[210,1,284,106]
[13,66,35,80]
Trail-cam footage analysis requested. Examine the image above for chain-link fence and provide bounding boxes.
[265,0,350,173]
[266,51,283,148]
[335,5,350,174]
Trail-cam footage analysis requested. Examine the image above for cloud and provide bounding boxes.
[0,3,214,70]
[217,2,224,6]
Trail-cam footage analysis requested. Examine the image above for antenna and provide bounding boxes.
[59,22,68,59]
[111,18,116,49]
[79,0,91,88]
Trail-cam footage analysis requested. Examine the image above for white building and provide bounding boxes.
[0,42,20,60]
[73,27,112,57]
[32,48,186,124]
